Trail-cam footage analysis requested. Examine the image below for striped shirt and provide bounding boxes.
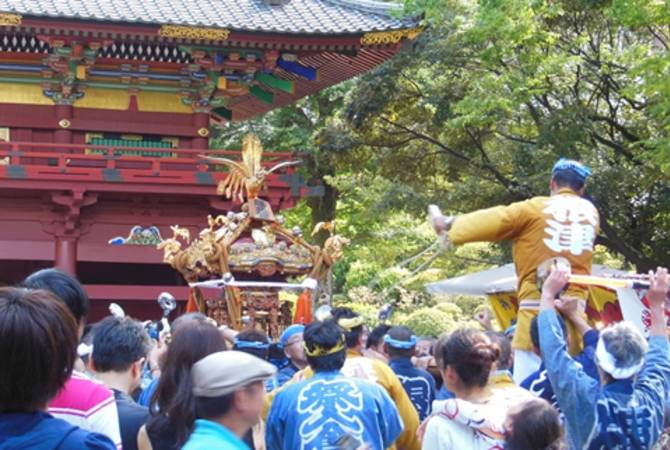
[48,371,122,449]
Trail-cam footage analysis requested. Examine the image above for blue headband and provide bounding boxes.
[233,338,270,350]
[552,158,592,181]
[384,334,417,350]
[280,324,305,347]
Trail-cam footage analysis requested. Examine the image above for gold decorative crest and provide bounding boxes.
[0,13,22,26]
[158,25,230,41]
[360,27,424,46]
[200,133,300,202]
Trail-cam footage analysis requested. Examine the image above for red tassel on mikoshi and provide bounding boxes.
[293,290,313,324]
[185,288,200,313]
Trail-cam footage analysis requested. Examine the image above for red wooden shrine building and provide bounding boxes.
[0,0,421,319]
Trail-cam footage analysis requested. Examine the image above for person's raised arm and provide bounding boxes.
[555,296,592,337]
[540,269,569,311]
[647,267,669,337]
[635,267,670,414]
[430,201,530,247]
[538,269,599,448]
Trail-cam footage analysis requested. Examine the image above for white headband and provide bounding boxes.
[595,338,645,380]
[77,342,93,358]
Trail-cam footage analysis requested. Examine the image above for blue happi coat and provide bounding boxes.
[539,309,670,450]
[276,362,300,388]
[521,328,600,416]
[0,412,116,450]
[266,370,403,450]
[388,356,436,421]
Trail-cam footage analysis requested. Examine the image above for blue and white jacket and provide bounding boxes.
[266,370,403,450]
[388,356,436,421]
[539,309,670,450]
[521,328,600,417]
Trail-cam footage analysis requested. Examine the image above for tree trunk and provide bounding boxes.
[306,179,338,246]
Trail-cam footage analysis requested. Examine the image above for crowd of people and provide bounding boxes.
[1,265,670,449]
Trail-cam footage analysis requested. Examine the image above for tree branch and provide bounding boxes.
[588,114,641,143]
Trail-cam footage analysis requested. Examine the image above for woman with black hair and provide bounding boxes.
[421,328,513,450]
[138,319,227,450]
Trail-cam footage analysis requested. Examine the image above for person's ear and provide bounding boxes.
[89,357,98,373]
[131,360,143,379]
[233,389,250,413]
[445,365,459,384]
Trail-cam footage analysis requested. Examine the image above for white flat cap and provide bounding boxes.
[191,351,277,397]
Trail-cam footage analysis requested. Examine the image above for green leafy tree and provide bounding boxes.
[344,0,670,271]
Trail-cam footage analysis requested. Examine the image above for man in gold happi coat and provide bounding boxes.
[432,159,599,382]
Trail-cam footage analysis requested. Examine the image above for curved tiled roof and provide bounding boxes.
[0,0,414,34]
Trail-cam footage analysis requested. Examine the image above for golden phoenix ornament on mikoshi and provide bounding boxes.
[200,133,301,202]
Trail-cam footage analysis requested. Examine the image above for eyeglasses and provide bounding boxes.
[285,337,304,347]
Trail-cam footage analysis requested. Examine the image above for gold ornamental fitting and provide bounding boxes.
[158,25,230,41]
[197,127,210,137]
[0,13,22,26]
[360,27,424,46]
[58,119,72,129]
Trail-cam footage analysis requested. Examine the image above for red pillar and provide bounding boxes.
[192,112,210,150]
[55,235,77,275]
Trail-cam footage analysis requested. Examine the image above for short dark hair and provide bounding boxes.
[367,324,391,349]
[0,288,78,412]
[22,268,89,324]
[485,331,512,371]
[440,328,499,388]
[552,169,585,192]
[505,398,563,450]
[304,320,346,372]
[530,315,566,351]
[331,307,363,349]
[233,329,270,360]
[386,326,415,359]
[92,316,151,372]
[195,392,234,420]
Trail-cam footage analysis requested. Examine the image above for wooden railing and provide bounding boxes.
[0,141,298,188]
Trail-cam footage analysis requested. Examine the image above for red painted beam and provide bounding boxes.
[0,239,52,261]
[79,243,166,264]
[84,284,190,302]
